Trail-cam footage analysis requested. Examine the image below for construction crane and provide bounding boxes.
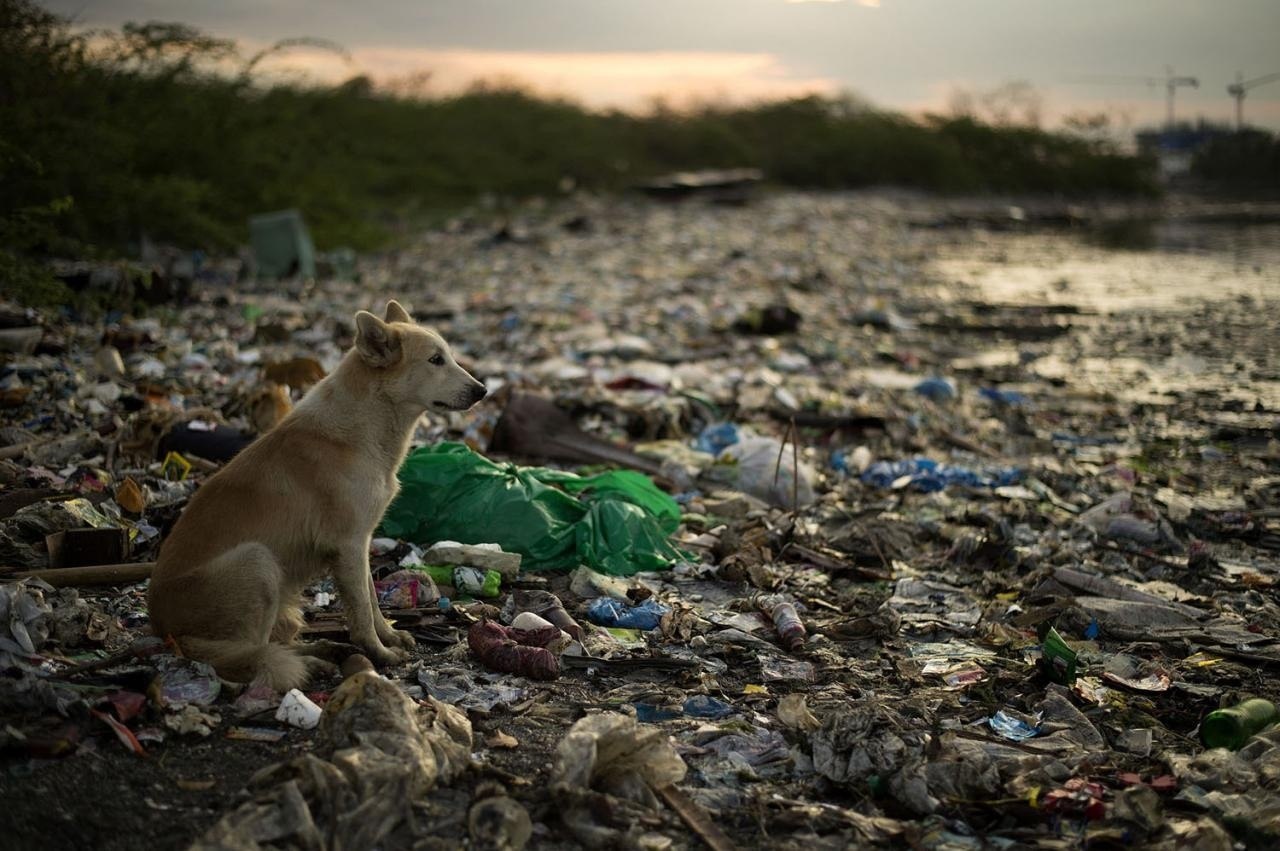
[1228,71,1280,130]
[1065,67,1199,128]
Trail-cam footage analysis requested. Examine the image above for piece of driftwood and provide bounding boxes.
[10,561,156,587]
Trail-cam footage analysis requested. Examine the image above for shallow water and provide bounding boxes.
[928,222,1280,313]
[924,220,1280,409]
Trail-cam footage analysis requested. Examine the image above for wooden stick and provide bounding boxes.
[655,784,739,851]
[49,647,139,679]
[938,428,1000,459]
[10,561,155,587]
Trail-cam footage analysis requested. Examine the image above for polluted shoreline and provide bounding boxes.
[1,190,1279,849]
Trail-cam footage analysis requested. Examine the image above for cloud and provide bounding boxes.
[785,0,880,6]
[255,46,840,109]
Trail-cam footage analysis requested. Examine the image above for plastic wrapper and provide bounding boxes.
[374,571,436,608]
[453,566,501,598]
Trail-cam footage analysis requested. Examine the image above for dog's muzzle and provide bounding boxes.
[434,381,488,411]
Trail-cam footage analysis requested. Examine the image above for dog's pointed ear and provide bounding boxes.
[354,311,402,368]
[384,300,412,324]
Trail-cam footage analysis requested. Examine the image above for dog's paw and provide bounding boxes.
[384,628,416,650]
[365,643,411,667]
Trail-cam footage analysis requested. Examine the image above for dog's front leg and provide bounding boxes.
[333,547,410,667]
[367,574,416,650]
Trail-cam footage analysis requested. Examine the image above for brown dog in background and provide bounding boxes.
[148,301,487,689]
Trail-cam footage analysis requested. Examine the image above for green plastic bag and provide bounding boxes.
[380,443,690,576]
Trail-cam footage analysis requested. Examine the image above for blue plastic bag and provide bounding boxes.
[860,457,1022,493]
[694,422,742,455]
[683,694,736,719]
[585,597,670,630]
[913,377,956,401]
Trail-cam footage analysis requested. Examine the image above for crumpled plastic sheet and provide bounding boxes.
[708,436,817,508]
[550,712,687,847]
[417,667,526,713]
[809,702,939,814]
[988,709,1043,742]
[805,690,1105,817]
[0,580,51,669]
[1023,685,1107,754]
[887,578,982,635]
[688,726,792,781]
[1166,729,1280,842]
[192,670,472,850]
[152,654,222,707]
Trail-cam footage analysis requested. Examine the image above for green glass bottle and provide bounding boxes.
[1200,698,1279,750]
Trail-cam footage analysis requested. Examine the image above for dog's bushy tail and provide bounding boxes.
[178,637,310,692]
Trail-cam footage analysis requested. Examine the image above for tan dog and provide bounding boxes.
[148,301,487,690]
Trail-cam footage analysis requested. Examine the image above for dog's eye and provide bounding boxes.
[429,354,444,366]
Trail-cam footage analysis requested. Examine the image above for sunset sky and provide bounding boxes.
[43,0,1280,131]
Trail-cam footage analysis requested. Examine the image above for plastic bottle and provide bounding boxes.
[413,564,456,587]
[1200,698,1279,750]
[770,602,806,651]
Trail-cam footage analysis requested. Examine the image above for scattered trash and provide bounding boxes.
[164,704,221,737]
[4,190,1279,848]
[225,725,287,743]
[490,393,668,480]
[776,694,821,732]
[423,540,522,580]
[417,668,527,713]
[861,457,1022,492]
[501,589,584,641]
[151,656,222,707]
[454,566,502,598]
[684,694,737,719]
[196,668,471,848]
[732,303,802,336]
[469,793,532,851]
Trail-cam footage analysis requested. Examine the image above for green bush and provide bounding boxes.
[1193,130,1280,188]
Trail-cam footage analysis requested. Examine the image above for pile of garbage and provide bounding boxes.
[2,191,1279,849]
